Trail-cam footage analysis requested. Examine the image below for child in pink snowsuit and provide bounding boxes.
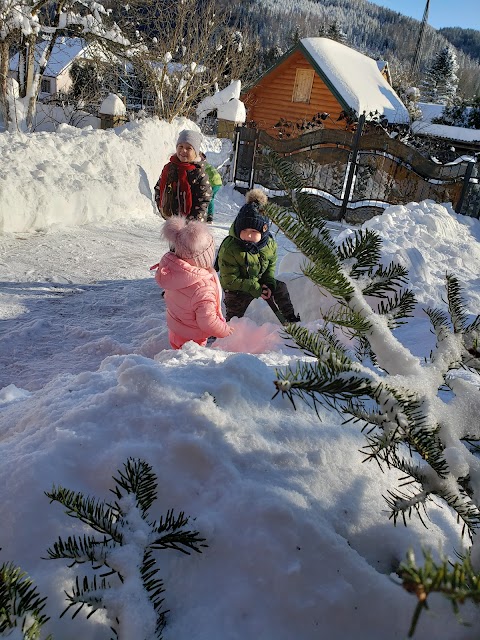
[155,216,233,349]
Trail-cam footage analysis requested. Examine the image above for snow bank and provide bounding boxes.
[0,117,198,233]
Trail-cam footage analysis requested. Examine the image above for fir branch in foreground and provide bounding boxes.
[0,561,51,640]
[399,549,480,637]
[446,274,470,333]
[46,457,207,639]
[111,457,158,517]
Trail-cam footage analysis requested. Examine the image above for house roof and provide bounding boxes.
[299,38,409,124]
[9,37,105,78]
[10,38,86,77]
[247,38,409,125]
[412,102,480,144]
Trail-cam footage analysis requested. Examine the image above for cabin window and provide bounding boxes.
[41,78,51,94]
[292,68,314,103]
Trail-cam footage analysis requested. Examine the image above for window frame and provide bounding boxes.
[292,68,315,103]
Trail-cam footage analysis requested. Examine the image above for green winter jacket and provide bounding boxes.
[205,163,222,187]
[217,224,277,298]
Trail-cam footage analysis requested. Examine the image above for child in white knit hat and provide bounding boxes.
[154,216,233,349]
[154,129,212,222]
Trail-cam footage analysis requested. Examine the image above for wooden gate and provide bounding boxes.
[232,119,479,223]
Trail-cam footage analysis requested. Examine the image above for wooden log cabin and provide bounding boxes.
[242,38,410,138]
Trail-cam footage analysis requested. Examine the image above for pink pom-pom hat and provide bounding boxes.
[162,216,215,269]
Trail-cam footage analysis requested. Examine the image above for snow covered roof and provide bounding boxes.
[412,102,480,144]
[299,38,409,125]
[9,37,100,78]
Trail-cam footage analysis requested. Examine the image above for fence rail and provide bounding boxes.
[232,117,479,223]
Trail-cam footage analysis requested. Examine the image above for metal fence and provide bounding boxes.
[232,116,480,223]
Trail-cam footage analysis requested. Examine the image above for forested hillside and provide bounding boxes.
[440,27,480,64]
[230,0,480,98]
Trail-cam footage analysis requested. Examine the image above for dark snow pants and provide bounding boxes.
[224,279,299,323]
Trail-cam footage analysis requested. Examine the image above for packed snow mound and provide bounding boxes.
[0,117,196,233]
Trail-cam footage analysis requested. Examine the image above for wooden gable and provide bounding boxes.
[243,50,346,137]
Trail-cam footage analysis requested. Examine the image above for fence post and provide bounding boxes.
[455,160,476,214]
[249,130,259,190]
[230,126,241,184]
[339,113,365,220]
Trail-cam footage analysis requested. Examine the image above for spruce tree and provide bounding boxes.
[326,21,348,45]
[421,45,459,105]
[264,151,480,635]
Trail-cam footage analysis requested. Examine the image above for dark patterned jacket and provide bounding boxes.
[154,156,212,222]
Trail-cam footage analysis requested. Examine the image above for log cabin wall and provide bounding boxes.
[243,51,346,138]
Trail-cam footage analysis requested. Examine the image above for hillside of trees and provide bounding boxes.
[439,27,480,64]
[229,0,480,99]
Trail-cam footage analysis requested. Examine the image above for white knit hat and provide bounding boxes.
[162,216,215,269]
[176,129,203,156]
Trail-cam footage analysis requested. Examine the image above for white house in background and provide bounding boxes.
[9,37,104,101]
[412,102,480,156]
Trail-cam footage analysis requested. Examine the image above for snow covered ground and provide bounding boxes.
[1,118,480,639]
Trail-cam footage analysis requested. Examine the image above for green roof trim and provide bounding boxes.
[297,41,351,114]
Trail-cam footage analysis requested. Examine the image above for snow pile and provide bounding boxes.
[196,80,246,123]
[0,117,199,233]
[99,93,127,116]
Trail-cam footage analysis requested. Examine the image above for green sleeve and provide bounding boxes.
[260,240,277,290]
[218,244,262,298]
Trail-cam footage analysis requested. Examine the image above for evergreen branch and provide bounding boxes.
[381,462,480,538]
[468,315,480,332]
[424,306,451,343]
[0,562,51,639]
[45,486,122,542]
[301,261,356,300]
[321,304,372,336]
[150,510,207,554]
[337,228,382,276]
[433,488,480,538]
[343,401,386,432]
[281,323,353,361]
[274,357,376,413]
[446,274,469,333]
[111,457,158,517]
[140,551,166,637]
[374,387,449,479]
[384,486,430,528]
[262,150,308,191]
[61,574,109,620]
[360,261,410,295]
[292,191,337,231]
[377,289,416,328]
[399,549,480,637]
[265,204,353,301]
[45,534,112,567]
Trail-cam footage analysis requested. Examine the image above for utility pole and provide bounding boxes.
[411,0,430,78]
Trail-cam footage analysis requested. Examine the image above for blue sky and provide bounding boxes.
[373,0,479,31]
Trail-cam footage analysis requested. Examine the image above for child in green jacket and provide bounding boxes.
[204,161,222,224]
[217,189,300,323]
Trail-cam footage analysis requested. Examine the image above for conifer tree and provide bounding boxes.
[421,45,459,105]
[264,151,480,635]
[326,21,348,44]
[45,457,207,639]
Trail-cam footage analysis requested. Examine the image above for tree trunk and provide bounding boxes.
[0,41,11,128]
[25,35,37,130]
